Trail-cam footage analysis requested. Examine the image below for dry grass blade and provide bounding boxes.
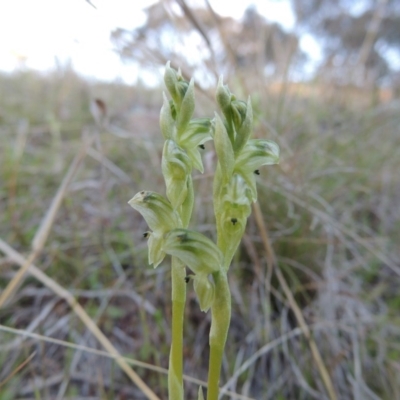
[0,238,160,400]
[252,201,338,400]
[0,351,36,388]
[0,325,256,400]
[0,324,167,375]
[221,327,305,393]
[0,136,94,308]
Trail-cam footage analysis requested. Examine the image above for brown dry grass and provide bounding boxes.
[0,58,399,400]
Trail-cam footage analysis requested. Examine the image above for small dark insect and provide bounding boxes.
[177,233,189,242]
[254,170,260,175]
[199,144,205,149]
[143,232,150,238]
[184,276,190,283]
[231,218,238,225]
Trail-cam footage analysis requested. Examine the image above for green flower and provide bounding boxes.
[231,99,247,132]
[212,113,235,181]
[163,229,222,275]
[232,97,253,154]
[234,139,280,201]
[215,76,231,117]
[128,191,182,267]
[161,64,212,211]
[160,92,175,140]
[214,80,280,269]
[178,118,212,173]
[164,62,190,109]
[176,78,194,137]
[193,274,215,312]
[163,229,222,312]
[215,77,253,151]
[216,174,252,268]
[220,174,252,232]
[147,231,165,268]
[164,62,194,135]
[162,139,192,209]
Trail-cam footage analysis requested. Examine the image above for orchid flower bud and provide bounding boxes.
[193,274,215,312]
[216,76,236,143]
[162,139,192,209]
[147,231,165,268]
[164,62,192,113]
[233,97,253,154]
[164,61,180,106]
[163,229,222,275]
[213,113,234,181]
[216,76,232,118]
[231,99,247,132]
[176,78,195,137]
[180,175,194,228]
[160,92,175,140]
[128,191,181,233]
[176,68,189,99]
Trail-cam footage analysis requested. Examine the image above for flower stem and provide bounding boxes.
[168,256,186,400]
[207,271,231,400]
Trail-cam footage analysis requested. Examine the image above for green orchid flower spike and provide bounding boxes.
[128,64,279,400]
[202,77,280,400]
[130,64,216,400]
[161,63,212,223]
[214,77,280,264]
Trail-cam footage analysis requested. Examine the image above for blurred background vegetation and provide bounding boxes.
[1,0,400,399]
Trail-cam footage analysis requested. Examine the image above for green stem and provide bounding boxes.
[207,271,231,400]
[168,257,186,400]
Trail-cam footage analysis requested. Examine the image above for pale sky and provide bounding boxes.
[0,0,320,83]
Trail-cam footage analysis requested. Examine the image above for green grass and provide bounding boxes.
[0,67,399,399]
